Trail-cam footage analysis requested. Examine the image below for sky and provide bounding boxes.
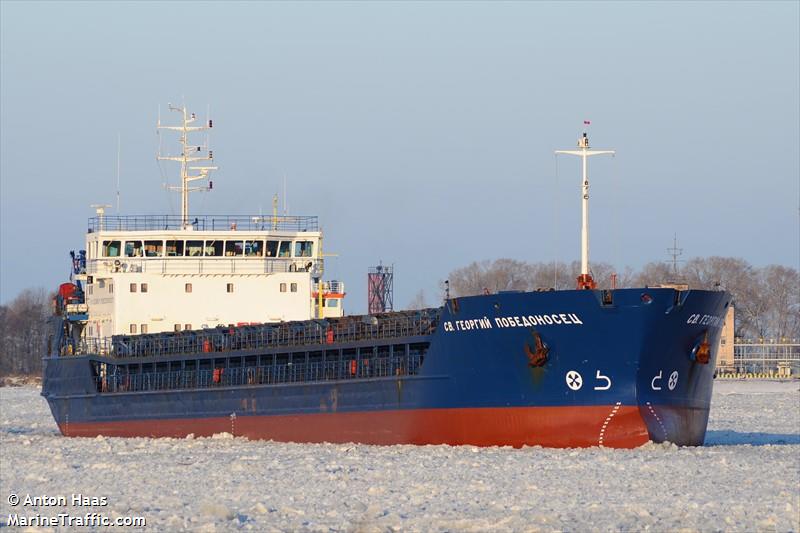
[1,1,798,312]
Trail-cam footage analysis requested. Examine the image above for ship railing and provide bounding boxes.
[86,257,322,275]
[88,215,319,233]
[61,309,440,358]
[96,353,423,393]
[60,337,114,356]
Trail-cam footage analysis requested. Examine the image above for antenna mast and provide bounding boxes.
[157,103,217,228]
[667,233,684,276]
[555,121,615,290]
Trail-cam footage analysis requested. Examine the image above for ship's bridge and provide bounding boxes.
[85,214,322,276]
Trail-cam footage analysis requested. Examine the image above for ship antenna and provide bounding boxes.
[116,132,121,213]
[555,121,615,290]
[667,233,684,277]
[157,103,217,228]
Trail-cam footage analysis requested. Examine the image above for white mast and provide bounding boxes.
[157,104,217,228]
[555,124,615,289]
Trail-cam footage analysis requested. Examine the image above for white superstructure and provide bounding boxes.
[76,104,345,339]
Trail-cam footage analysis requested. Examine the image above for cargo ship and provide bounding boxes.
[42,106,731,448]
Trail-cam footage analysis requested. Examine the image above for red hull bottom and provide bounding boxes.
[59,405,651,448]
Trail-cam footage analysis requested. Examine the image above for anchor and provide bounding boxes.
[525,329,549,367]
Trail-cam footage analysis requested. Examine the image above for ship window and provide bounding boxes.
[185,240,203,257]
[140,324,148,334]
[166,240,184,256]
[205,240,224,256]
[87,286,93,296]
[130,324,137,334]
[185,283,192,293]
[280,283,287,293]
[88,326,93,336]
[225,240,244,256]
[103,240,121,257]
[125,241,144,257]
[266,240,279,257]
[185,324,192,331]
[294,241,313,257]
[109,284,113,294]
[327,299,339,307]
[290,283,298,292]
[278,241,291,258]
[174,324,181,332]
[98,280,105,288]
[140,283,148,293]
[245,240,263,257]
[144,240,163,257]
[227,283,234,293]
[130,283,137,293]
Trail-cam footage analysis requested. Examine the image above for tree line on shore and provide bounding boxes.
[1,256,798,377]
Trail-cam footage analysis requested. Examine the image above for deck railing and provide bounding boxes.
[86,257,321,275]
[61,309,441,359]
[88,215,319,233]
[96,353,424,393]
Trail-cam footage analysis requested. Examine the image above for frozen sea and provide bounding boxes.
[1,381,798,532]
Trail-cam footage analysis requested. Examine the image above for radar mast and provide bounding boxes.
[157,104,217,228]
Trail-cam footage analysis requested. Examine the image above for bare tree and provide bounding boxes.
[407,289,429,310]
[759,265,800,340]
[0,288,52,377]
[449,259,537,297]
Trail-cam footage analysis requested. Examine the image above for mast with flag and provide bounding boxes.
[555,121,615,289]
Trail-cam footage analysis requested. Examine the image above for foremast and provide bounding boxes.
[555,124,615,290]
[157,104,217,229]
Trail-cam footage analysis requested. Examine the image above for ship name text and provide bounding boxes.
[686,313,724,328]
[443,313,583,332]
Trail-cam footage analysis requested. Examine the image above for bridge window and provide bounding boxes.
[140,324,148,334]
[130,324,137,334]
[184,324,192,331]
[166,240,184,256]
[144,240,163,257]
[103,240,121,257]
[290,283,298,292]
[227,283,234,293]
[140,283,148,293]
[125,241,144,257]
[278,241,291,258]
[186,240,203,256]
[294,241,313,257]
[266,240,279,257]
[280,283,287,293]
[327,299,339,307]
[174,324,181,332]
[225,240,244,256]
[204,240,223,256]
[130,283,137,293]
[245,240,263,257]
[185,283,192,293]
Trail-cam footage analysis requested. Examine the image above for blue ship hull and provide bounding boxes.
[42,287,730,448]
